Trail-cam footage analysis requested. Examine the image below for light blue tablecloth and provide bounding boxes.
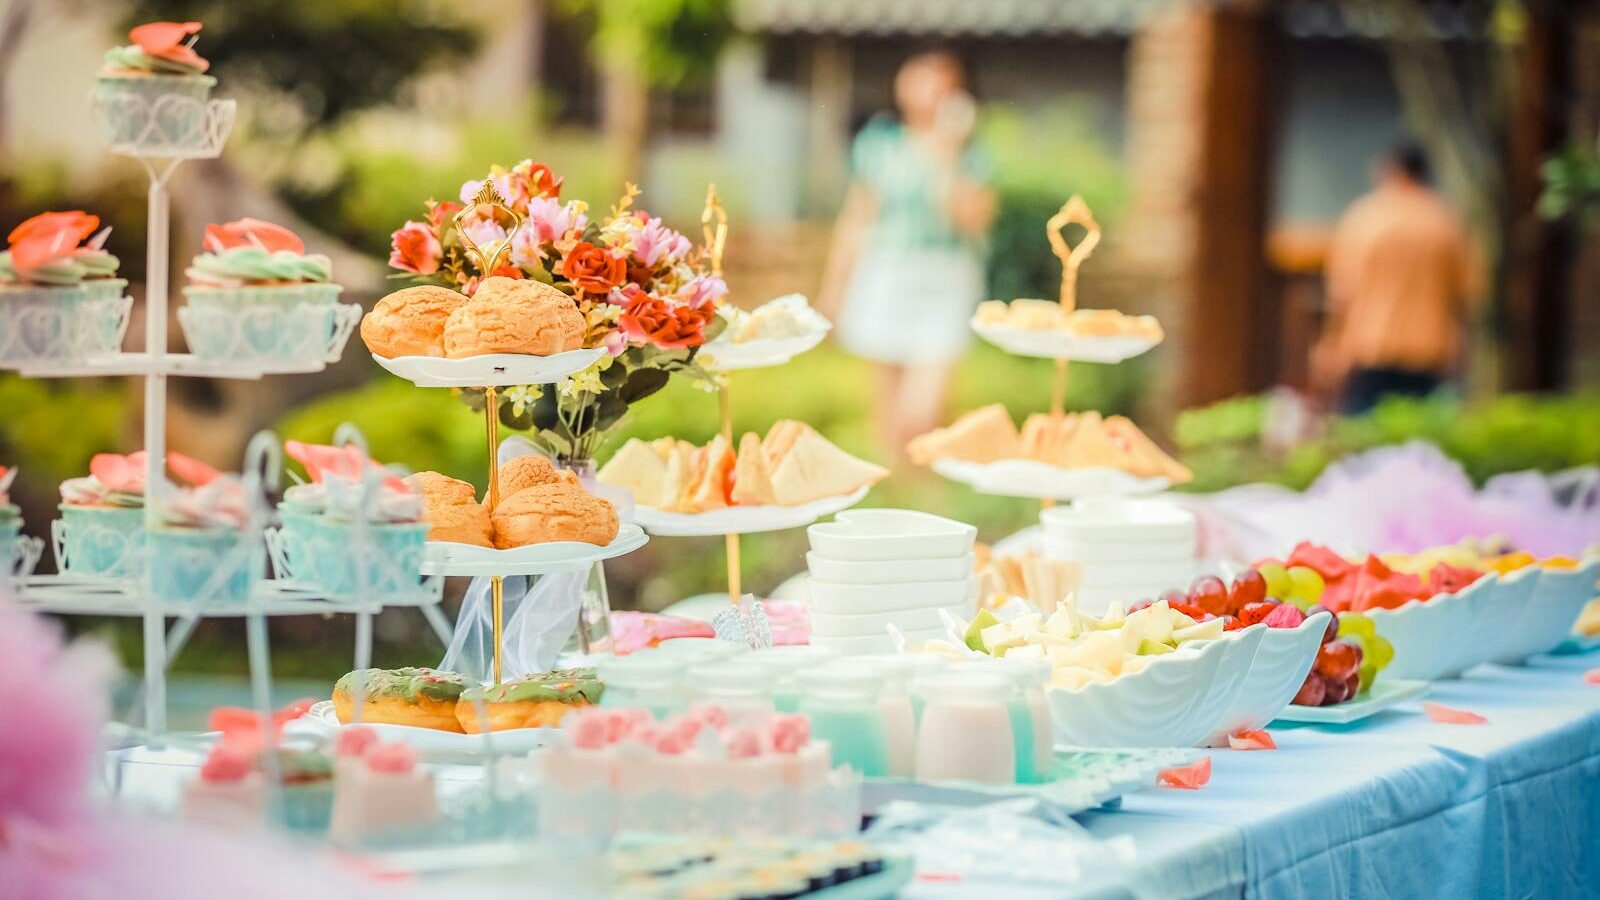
[1069,652,1600,900]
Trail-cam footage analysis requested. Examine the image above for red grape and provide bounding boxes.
[1189,575,1230,616]
[1231,569,1268,609]
[1237,600,1280,628]
[1322,673,1355,705]
[1341,671,1361,700]
[1307,605,1339,644]
[1292,673,1326,706]
[1159,588,1188,607]
[1314,640,1363,680]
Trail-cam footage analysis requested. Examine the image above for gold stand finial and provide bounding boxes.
[454,181,524,275]
[1045,195,1101,312]
[701,183,728,278]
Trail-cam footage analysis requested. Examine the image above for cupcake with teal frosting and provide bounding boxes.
[0,211,128,364]
[179,218,344,363]
[94,21,216,152]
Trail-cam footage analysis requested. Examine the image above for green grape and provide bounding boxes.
[1258,562,1291,599]
[1286,594,1317,613]
[1357,662,1378,694]
[1337,612,1376,642]
[1286,566,1326,602]
[1366,632,1395,671]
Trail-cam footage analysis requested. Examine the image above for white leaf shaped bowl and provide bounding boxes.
[1489,555,1600,666]
[1046,626,1263,748]
[1202,612,1331,746]
[1364,573,1499,682]
[806,509,976,562]
[1451,567,1536,672]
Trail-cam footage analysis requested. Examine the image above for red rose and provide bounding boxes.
[427,200,463,233]
[527,162,562,199]
[617,290,713,350]
[388,220,441,275]
[561,242,626,294]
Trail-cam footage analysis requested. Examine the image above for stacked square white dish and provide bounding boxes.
[805,509,978,655]
[1039,497,1197,616]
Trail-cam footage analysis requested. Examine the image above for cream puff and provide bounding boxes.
[490,482,619,548]
[442,276,585,358]
[360,285,469,358]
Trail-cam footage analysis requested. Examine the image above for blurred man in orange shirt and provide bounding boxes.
[1314,143,1476,414]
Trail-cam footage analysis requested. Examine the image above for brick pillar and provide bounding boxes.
[1124,2,1274,413]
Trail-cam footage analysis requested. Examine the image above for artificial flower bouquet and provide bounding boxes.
[387,161,727,463]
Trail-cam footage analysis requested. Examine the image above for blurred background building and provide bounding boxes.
[3,0,1597,681]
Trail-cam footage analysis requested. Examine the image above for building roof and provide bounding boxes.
[736,0,1483,40]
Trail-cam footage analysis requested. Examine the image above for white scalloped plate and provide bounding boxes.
[970,320,1161,363]
[420,523,648,576]
[292,700,559,757]
[372,348,605,388]
[1202,613,1331,746]
[932,457,1169,501]
[703,328,829,371]
[1274,679,1429,725]
[635,486,868,537]
[1490,556,1600,666]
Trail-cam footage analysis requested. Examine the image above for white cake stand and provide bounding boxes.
[931,457,1171,502]
[634,487,869,537]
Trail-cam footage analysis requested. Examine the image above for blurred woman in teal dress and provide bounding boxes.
[817,50,996,460]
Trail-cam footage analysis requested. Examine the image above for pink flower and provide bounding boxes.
[629,217,691,268]
[675,274,727,309]
[526,196,586,244]
[388,220,441,275]
[601,330,629,357]
[460,172,522,210]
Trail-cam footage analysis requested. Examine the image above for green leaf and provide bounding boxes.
[620,368,670,403]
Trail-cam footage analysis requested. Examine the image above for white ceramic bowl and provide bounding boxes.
[1490,556,1600,666]
[806,509,976,562]
[806,577,975,616]
[804,551,975,585]
[1046,628,1259,748]
[1365,576,1491,682]
[1203,612,1330,746]
[810,628,944,656]
[808,603,972,638]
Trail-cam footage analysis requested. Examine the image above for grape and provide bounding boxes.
[1188,575,1230,616]
[1127,598,1154,613]
[1307,605,1339,644]
[1365,632,1395,672]
[1158,588,1187,607]
[1237,600,1280,628]
[1258,562,1291,599]
[1286,566,1326,603]
[1231,569,1268,608]
[1292,672,1326,706]
[1336,612,1376,642]
[1323,673,1355,705]
[1357,662,1378,694]
[1342,671,1362,700]
[1314,640,1362,680]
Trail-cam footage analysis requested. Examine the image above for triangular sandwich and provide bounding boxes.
[730,432,778,506]
[597,439,669,508]
[769,428,889,506]
[907,404,1021,465]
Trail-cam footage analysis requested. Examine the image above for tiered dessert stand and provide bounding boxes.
[7,87,441,734]
[370,183,647,683]
[935,196,1166,505]
[632,186,842,605]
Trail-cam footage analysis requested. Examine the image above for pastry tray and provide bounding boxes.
[421,524,648,576]
[931,458,1170,501]
[635,486,869,537]
[372,348,606,388]
[970,320,1160,363]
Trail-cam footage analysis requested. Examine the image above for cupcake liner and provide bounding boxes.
[57,505,146,577]
[146,526,261,604]
[274,512,427,596]
[183,283,343,309]
[92,74,216,153]
[0,282,132,364]
[178,297,354,365]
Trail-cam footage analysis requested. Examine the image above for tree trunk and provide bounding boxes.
[601,52,648,186]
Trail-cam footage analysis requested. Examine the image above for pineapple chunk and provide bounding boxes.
[1173,619,1225,643]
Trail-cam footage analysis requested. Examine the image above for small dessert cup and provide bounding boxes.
[299,517,428,596]
[57,504,146,577]
[180,283,344,364]
[145,525,260,604]
[93,73,217,153]
[0,280,131,365]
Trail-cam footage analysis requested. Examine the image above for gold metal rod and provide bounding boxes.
[491,575,504,684]
[1050,358,1070,417]
[719,382,740,601]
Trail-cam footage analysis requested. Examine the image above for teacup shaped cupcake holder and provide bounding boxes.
[51,505,148,579]
[538,768,861,842]
[0,520,43,586]
[0,283,133,367]
[90,77,234,158]
[265,518,444,602]
[178,295,360,367]
[145,525,263,605]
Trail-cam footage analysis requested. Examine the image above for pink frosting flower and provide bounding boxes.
[0,465,14,506]
[89,451,147,494]
[204,218,304,255]
[566,708,614,750]
[725,727,764,759]
[388,220,441,275]
[684,704,728,730]
[654,729,692,756]
[336,726,379,758]
[766,715,810,754]
[366,742,419,774]
[199,743,254,783]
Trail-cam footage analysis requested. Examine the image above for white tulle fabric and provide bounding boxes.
[1181,441,1600,561]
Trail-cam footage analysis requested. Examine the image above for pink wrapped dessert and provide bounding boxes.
[180,743,265,831]
[327,728,439,845]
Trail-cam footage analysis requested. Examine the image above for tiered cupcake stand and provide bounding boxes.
[631,186,841,606]
[935,196,1165,506]
[368,182,647,683]
[5,87,437,734]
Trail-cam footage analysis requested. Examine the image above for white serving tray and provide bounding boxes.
[372,348,605,388]
[420,523,648,576]
[970,320,1161,363]
[932,457,1169,501]
[1273,678,1429,725]
[635,486,868,537]
[293,700,559,757]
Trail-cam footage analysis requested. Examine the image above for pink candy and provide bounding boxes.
[200,743,254,783]
[336,726,380,758]
[567,709,615,750]
[366,742,419,774]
